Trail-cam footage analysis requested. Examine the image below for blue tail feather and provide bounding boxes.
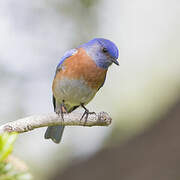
[44,125,65,144]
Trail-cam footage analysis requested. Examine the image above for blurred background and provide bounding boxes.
[0,0,180,179]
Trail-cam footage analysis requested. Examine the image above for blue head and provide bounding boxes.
[80,38,119,69]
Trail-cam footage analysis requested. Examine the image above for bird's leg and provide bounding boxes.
[80,104,96,125]
[56,100,67,122]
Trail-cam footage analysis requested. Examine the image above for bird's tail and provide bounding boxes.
[44,125,65,144]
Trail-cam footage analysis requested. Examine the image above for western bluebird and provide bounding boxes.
[44,38,119,143]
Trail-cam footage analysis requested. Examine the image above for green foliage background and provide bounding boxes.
[0,133,32,180]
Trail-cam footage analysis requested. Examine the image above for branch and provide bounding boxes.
[0,111,112,134]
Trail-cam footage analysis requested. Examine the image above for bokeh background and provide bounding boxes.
[0,0,180,179]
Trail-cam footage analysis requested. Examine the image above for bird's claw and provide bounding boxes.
[55,101,67,122]
[80,109,96,125]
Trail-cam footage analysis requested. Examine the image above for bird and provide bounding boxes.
[44,38,119,143]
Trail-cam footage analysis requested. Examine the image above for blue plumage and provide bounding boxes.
[96,38,119,59]
[56,49,77,71]
[80,38,119,69]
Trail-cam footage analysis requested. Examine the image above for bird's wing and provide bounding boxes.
[55,48,78,76]
[52,95,56,111]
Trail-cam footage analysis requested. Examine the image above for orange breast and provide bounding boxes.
[53,48,107,90]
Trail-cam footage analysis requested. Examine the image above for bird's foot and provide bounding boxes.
[55,109,64,122]
[80,105,96,125]
[55,101,67,122]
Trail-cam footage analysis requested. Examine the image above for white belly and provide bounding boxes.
[53,77,96,107]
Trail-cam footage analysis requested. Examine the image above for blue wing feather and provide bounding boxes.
[55,48,77,75]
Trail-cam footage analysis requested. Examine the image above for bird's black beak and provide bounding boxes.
[111,58,119,66]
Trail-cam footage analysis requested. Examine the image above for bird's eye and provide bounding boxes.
[102,48,108,53]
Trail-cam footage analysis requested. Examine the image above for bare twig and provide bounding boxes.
[0,112,112,134]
